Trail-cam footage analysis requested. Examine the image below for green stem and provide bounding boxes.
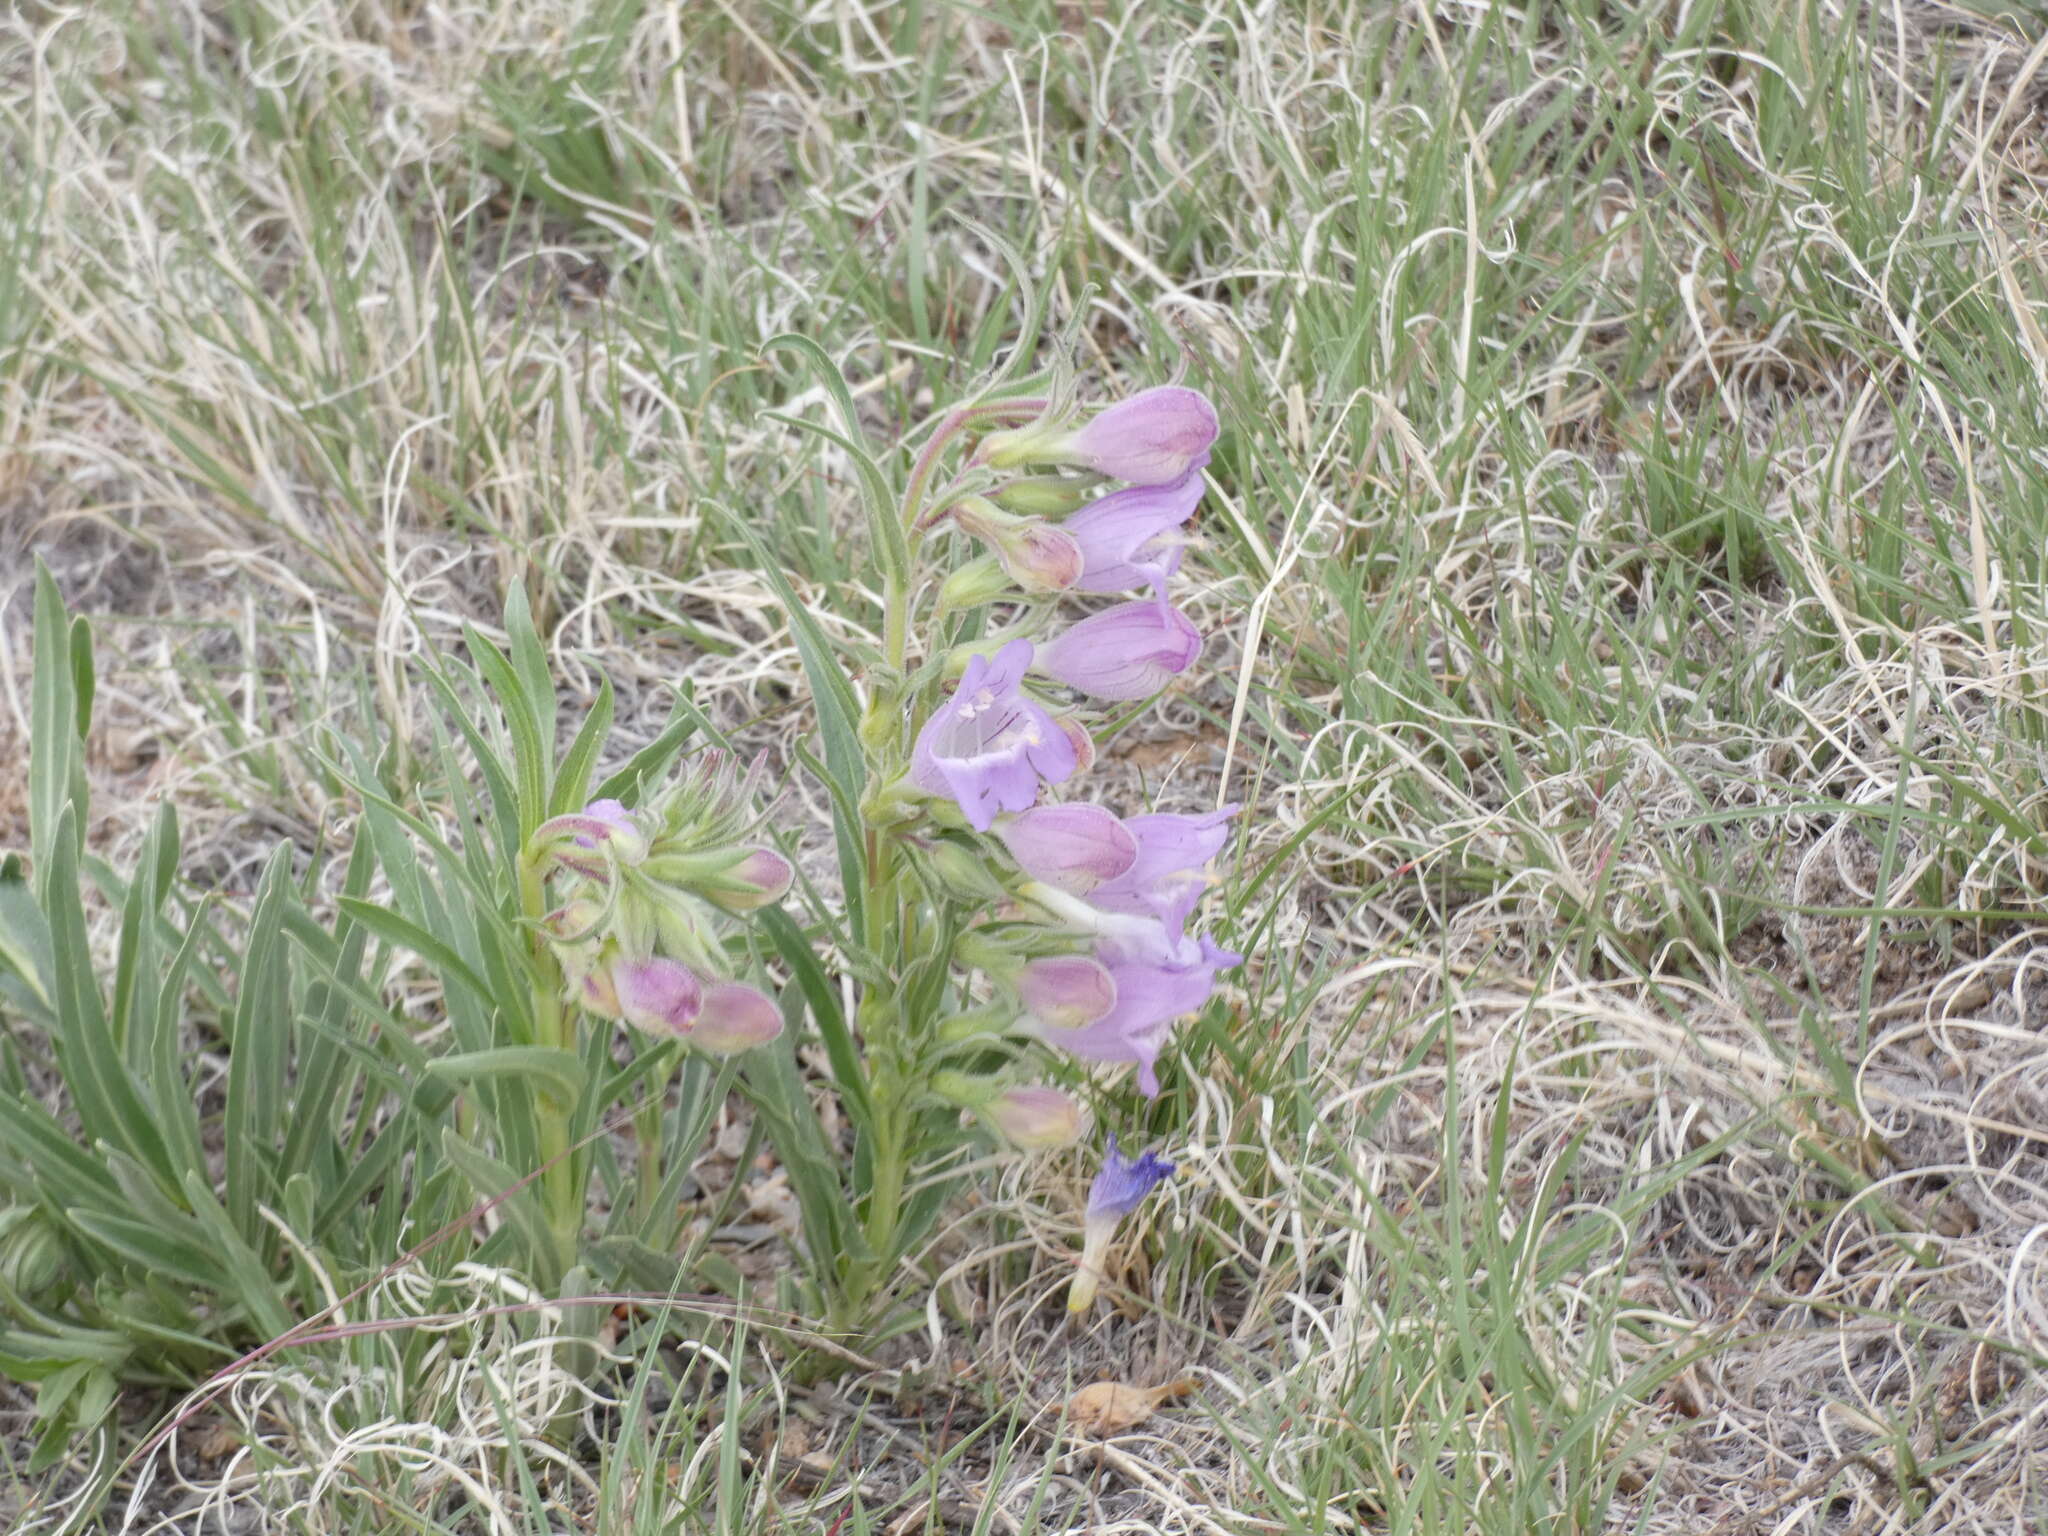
[519,852,580,1280]
[899,398,1046,532]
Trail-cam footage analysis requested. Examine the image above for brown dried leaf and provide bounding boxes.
[1065,1377,1197,1435]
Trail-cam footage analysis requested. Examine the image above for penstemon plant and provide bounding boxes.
[733,309,1245,1333]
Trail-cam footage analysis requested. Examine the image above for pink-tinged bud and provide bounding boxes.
[987,1086,1084,1149]
[532,799,649,873]
[983,387,1218,487]
[704,847,793,914]
[612,956,703,1037]
[1035,602,1203,700]
[1053,714,1097,775]
[997,805,1138,894]
[954,498,1083,593]
[688,981,784,1054]
[1017,954,1118,1030]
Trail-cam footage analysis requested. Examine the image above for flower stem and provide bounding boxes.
[900,399,1047,533]
[518,851,581,1281]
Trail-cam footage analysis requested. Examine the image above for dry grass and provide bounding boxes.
[6,0,2048,1530]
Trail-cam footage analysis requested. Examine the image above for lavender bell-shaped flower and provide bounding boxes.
[911,639,1077,830]
[1086,806,1240,939]
[1035,602,1203,701]
[997,804,1138,894]
[1070,1135,1176,1313]
[1062,470,1206,600]
[983,386,1219,487]
[1028,927,1242,1098]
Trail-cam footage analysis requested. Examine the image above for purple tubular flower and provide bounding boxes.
[613,956,703,1037]
[1017,954,1118,1030]
[997,805,1139,894]
[1070,1133,1176,1313]
[1062,470,1206,599]
[1063,388,1219,484]
[1087,806,1240,938]
[688,981,784,1054]
[987,387,1219,487]
[1030,927,1241,1098]
[1086,1134,1176,1224]
[911,640,1077,830]
[1034,602,1203,701]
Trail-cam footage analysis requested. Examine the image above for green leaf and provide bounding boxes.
[590,705,697,805]
[547,673,614,817]
[65,1210,227,1292]
[42,806,175,1186]
[427,1047,587,1110]
[336,897,499,1013]
[0,855,55,1018]
[224,845,296,1245]
[760,333,906,581]
[740,984,870,1277]
[414,662,522,861]
[504,581,559,766]
[68,613,95,738]
[724,520,869,928]
[110,802,178,1066]
[755,905,870,1129]
[438,1129,562,1283]
[179,1170,295,1339]
[465,627,548,844]
[28,561,86,895]
[279,835,378,1180]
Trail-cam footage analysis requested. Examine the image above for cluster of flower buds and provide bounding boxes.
[910,386,1242,1137]
[531,752,792,1055]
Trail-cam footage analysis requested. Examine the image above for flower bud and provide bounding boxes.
[990,476,1090,517]
[861,774,930,829]
[953,497,1083,593]
[1018,954,1118,1029]
[986,1086,1084,1149]
[859,697,903,751]
[936,1004,1017,1043]
[1035,602,1202,700]
[688,981,784,1054]
[1070,1135,1175,1313]
[938,555,1017,612]
[996,805,1138,894]
[924,838,1010,903]
[613,956,703,1037]
[531,798,649,875]
[701,846,794,914]
[983,387,1218,487]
